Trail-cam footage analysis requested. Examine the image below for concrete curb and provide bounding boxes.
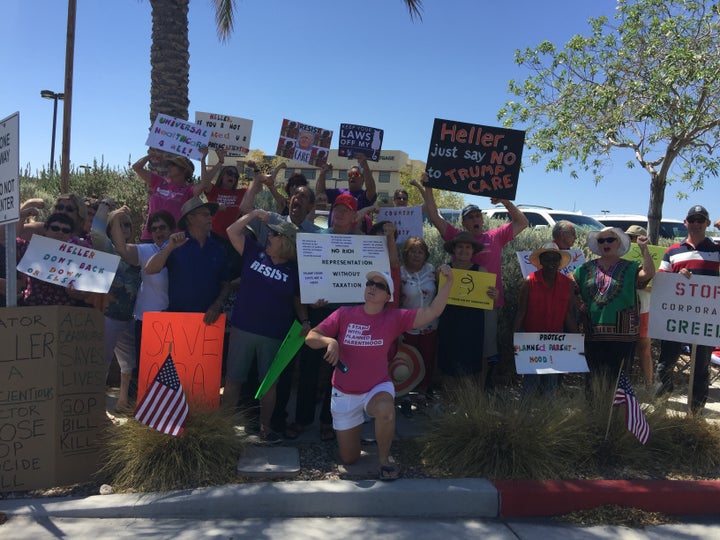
[0,479,499,519]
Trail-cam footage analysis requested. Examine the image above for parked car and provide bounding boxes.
[484,205,605,231]
[589,214,687,241]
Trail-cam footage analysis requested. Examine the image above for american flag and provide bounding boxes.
[613,371,650,445]
[134,353,188,437]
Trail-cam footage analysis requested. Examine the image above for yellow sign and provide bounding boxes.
[439,268,496,310]
[622,244,666,287]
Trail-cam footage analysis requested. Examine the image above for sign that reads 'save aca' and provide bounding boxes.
[425,118,524,200]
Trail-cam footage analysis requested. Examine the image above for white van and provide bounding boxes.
[589,214,687,240]
[485,205,604,231]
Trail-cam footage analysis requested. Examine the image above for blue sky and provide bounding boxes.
[3,0,718,222]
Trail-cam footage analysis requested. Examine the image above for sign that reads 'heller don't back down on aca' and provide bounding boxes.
[425,118,524,200]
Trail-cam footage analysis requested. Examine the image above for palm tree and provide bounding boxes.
[148,0,423,123]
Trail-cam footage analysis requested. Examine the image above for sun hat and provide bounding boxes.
[686,205,709,220]
[443,231,483,255]
[177,196,218,230]
[333,193,358,211]
[267,220,298,242]
[165,155,195,177]
[389,342,426,397]
[625,224,647,237]
[365,270,394,297]
[529,242,571,270]
[587,226,631,256]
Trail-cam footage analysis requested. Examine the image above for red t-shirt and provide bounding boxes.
[521,270,572,332]
[206,185,248,239]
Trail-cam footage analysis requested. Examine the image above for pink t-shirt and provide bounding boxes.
[443,222,514,306]
[141,173,195,240]
[316,305,417,394]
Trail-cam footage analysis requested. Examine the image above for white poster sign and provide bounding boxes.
[513,332,587,374]
[516,249,585,279]
[194,111,252,156]
[145,113,210,160]
[0,112,20,226]
[296,233,391,303]
[17,235,121,293]
[648,272,720,347]
[376,206,423,244]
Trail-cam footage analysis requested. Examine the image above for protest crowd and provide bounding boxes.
[3,139,720,480]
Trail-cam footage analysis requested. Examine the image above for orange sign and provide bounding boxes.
[138,312,226,409]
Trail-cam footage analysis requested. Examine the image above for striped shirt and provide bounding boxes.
[659,238,720,276]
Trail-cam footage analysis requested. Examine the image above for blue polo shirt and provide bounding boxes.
[166,233,229,313]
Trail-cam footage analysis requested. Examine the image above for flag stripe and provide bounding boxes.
[613,372,650,445]
[133,353,188,436]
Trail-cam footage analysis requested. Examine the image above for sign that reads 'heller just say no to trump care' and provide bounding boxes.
[425,118,525,200]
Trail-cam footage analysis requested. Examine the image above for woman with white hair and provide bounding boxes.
[573,227,654,384]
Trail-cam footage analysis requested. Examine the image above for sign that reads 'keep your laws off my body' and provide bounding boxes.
[425,118,524,200]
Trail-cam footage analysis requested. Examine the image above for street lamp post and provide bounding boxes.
[40,90,64,173]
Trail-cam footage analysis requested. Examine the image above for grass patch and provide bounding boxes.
[558,505,676,527]
[99,407,247,492]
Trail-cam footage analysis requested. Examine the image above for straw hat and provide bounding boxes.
[529,242,571,269]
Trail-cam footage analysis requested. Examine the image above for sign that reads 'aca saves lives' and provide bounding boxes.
[425,118,524,200]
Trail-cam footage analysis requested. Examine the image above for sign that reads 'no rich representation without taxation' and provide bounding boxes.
[425,118,524,200]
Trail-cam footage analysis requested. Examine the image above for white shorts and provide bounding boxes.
[331,381,395,431]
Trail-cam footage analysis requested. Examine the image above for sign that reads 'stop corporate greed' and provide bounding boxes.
[296,233,391,304]
[194,111,252,156]
[146,113,211,161]
[648,272,720,347]
[0,112,20,226]
[425,118,525,200]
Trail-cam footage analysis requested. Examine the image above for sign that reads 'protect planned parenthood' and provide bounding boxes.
[425,118,524,200]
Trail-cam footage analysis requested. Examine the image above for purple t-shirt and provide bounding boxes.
[230,239,299,339]
[316,305,417,394]
[443,222,514,306]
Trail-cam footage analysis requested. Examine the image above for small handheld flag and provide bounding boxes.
[613,371,650,445]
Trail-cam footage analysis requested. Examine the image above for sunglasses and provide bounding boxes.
[394,196,408,201]
[597,237,617,244]
[55,203,76,213]
[49,225,72,234]
[150,224,169,232]
[348,171,362,178]
[687,217,706,224]
[366,280,389,293]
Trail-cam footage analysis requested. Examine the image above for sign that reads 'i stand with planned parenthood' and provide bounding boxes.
[425,118,524,200]
[0,112,20,226]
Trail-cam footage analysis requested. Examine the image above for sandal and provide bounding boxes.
[379,463,401,481]
[283,422,304,440]
[320,424,335,441]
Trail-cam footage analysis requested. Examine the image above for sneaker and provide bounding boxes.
[261,431,282,445]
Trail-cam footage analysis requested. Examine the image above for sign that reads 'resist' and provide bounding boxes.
[425,118,524,200]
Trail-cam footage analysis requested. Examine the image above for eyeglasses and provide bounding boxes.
[49,225,72,234]
[596,237,617,244]
[687,217,706,224]
[150,224,169,232]
[55,204,76,213]
[366,280,389,293]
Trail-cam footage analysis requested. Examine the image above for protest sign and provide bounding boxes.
[648,273,720,347]
[276,118,332,166]
[338,123,384,161]
[439,268,496,310]
[138,312,225,409]
[146,113,210,161]
[376,206,423,243]
[516,249,585,279]
[513,333,587,374]
[425,118,524,199]
[622,243,665,286]
[17,235,120,294]
[194,111,252,156]
[0,112,20,226]
[296,233,391,304]
[0,306,106,492]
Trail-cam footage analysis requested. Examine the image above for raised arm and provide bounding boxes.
[412,173,449,237]
[145,232,187,274]
[199,146,226,195]
[227,208,268,256]
[412,264,453,329]
[265,162,288,213]
[131,152,157,186]
[315,162,332,199]
[635,236,656,285]
[356,153,377,201]
[238,161,265,216]
[489,198,528,238]
[109,206,139,266]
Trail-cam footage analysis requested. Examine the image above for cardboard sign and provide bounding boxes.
[516,249,585,279]
[194,111,252,156]
[296,233,391,304]
[0,306,106,492]
[439,268,496,310]
[0,112,20,226]
[276,118,332,166]
[648,273,720,347]
[513,332,588,374]
[338,123,384,161]
[425,118,524,199]
[376,206,424,244]
[17,235,121,293]
[146,113,211,160]
[138,312,225,409]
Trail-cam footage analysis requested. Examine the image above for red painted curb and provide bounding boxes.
[493,479,720,517]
